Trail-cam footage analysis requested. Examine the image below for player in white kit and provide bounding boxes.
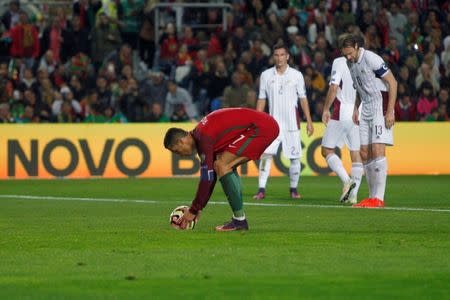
[253,42,314,200]
[340,34,397,208]
[321,55,363,204]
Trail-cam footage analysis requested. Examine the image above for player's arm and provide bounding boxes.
[381,71,398,129]
[322,84,338,125]
[299,97,314,137]
[188,138,216,215]
[177,137,216,228]
[353,93,361,125]
[256,98,266,112]
[256,72,267,112]
[370,52,397,129]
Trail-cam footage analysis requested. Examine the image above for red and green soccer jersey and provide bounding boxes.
[189,108,279,214]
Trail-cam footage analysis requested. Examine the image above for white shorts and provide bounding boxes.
[263,129,301,159]
[359,116,394,146]
[321,120,360,151]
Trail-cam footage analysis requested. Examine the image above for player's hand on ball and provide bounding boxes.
[385,111,395,129]
[176,207,198,229]
[322,111,330,126]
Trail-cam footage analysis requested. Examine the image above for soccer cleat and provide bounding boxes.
[253,188,265,200]
[215,218,249,231]
[346,193,358,204]
[352,198,384,208]
[290,188,302,199]
[340,179,356,203]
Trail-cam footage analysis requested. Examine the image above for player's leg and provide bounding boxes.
[254,153,273,199]
[347,122,363,204]
[369,116,393,205]
[254,138,280,199]
[322,147,350,184]
[322,120,354,202]
[214,152,250,231]
[353,119,379,207]
[348,150,363,203]
[371,143,387,203]
[215,152,248,218]
[354,116,392,208]
[282,130,302,199]
[216,124,278,230]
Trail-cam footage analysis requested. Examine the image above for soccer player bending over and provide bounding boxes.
[164,108,279,231]
[340,33,398,208]
[321,42,363,204]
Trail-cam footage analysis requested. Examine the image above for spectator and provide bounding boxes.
[18,68,37,92]
[38,50,58,75]
[395,92,417,121]
[23,88,51,122]
[311,51,331,79]
[159,23,179,67]
[290,34,312,68]
[0,103,15,123]
[9,11,39,68]
[417,81,438,120]
[169,104,190,122]
[335,1,356,31]
[236,62,253,87]
[207,59,230,102]
[415,62,440,93]
[18,104,34,123]
[118,77,143,121]
[0,62,14,103]
[62,15,90,61]
[388,2,407,48]
[437,103,449,121]
[57,100,76,123]
[138,13,155,68]
[397,65,416,95]
[52,87,82,118]
[104,105,127,123]
[96,76,112,107]
[73,0,102,32]
[383,37,400,68]
[103,44,147,81]
[97,0,124,30]
[146,102,169,122]
[69,75,85,101]
[1,0,20,31]
[261,12,283,45]
[139,70,167,110]
[222,72,250,108]
[91,12,122,70]
[40,16,64,63]
[438,89,449,116]
[179,26,199,59]
[121,0,145,49]
[165,80,198,121]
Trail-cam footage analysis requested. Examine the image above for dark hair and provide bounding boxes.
[164,127,188,150]
[339,33,362,49]
[272,41,289,54]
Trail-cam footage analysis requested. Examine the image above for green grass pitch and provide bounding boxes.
[1,175,450,299]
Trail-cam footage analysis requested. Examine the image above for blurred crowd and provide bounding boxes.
[0,0,449,124]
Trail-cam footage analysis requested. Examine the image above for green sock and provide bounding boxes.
[220,171,245,218]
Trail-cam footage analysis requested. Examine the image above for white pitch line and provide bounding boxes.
[1,194,450,213]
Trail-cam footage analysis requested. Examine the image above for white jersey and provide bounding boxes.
[347,48,390,120]
[259,65,306,131]
[329,57,356,121]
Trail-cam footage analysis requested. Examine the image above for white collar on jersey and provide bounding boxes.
[273,65,290,75]
[357,48,365,64]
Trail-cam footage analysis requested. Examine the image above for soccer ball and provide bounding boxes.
[169,205,196,230]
